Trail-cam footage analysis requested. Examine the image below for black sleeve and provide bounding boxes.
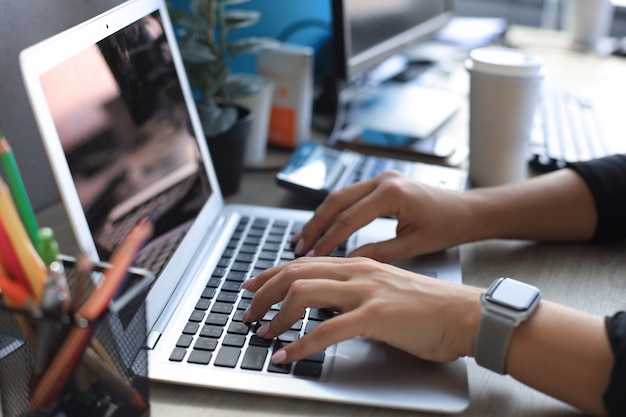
[604,312,626,417]
[569,154,626,243]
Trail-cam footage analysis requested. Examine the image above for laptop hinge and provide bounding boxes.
[146,330,161,350]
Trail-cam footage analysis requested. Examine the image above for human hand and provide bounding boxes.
[292,171,473,263]
[242,256,481,365]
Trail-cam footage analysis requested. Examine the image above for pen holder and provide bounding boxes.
[0,256,154,417]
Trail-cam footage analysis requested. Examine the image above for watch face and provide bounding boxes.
[487,278,541,311]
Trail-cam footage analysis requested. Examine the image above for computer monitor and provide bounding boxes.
[332,0,455,84]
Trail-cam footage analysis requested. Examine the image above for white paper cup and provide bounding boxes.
[563,0,614,53]
[465,47,544,188]
[232,77,276,167]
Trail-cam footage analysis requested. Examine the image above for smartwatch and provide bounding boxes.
[474,277,541,374]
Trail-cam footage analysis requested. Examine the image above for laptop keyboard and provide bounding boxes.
[350,155,468,191]
[168,215,346,378]
[529,87,611,171]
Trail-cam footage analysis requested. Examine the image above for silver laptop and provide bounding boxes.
[19,0,469,413]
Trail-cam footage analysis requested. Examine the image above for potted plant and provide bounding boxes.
[168,0,278,194]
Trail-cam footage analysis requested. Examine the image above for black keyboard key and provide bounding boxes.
[309,308,334,321]
[200,325,224,338]
[294,361,323,378]
[189,310,205,322]
[232,310,245,322]
[183,322,200,335]
[206,277,222,288]
[241,290,255,300]
[258,251,277,261]
[211,302,234,315]
[235,253,255,263]
[254,260,274,270]
[217,291,238,303]
[195,298,211,311]
[221,281,242,292]
[231,262,252,273]
[205,313,229,326]
[227,322,251,335]
[239,244,258,254]
[267,362,291,374]
[194,337,218,351]
[176,334,193,348]
[201,287,216,299]
[212,267,227,278]
[265,234,284,243]
[241,346,269,371]
[169,347,187,362]
[262,242,281,252]
[188,350,212,365]
[226,271,247,282]
[214,346,241,368]
[222,334,246,348]
[249,335,272,347]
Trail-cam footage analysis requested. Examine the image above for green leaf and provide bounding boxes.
[197,100,238,135]
[224,10,260,29]
[228,37,280,56]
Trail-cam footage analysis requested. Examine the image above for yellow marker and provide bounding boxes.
[0,177,46,301]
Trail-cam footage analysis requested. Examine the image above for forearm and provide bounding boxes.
[464,169,598,242]
[505,301,613,416]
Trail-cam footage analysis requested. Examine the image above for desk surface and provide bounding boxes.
[38,25,626,417]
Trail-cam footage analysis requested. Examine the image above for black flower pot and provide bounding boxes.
[205,107,253,196]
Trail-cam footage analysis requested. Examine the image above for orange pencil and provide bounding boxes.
[78,218,153,321]
[0,177,46,301]
[0,214,31,290]
[0,267,35,310]
[29,218,153,411]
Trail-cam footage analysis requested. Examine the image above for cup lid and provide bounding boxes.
[466,47,543,78]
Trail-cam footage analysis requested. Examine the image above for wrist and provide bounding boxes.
[453,285,483,359]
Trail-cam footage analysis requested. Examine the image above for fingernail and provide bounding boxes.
[271,349,288,364]
[291,231,302,243]
[241,277,255,290]
[295,239,304,255]
[242,308,251,323]
[256,322,270,338]
[305,249,314,257]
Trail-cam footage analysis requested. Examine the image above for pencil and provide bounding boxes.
[0,265,36,311]
[0,214,31,291]
[29,218,152,410]
[0,133,40,249]
[78,217,152,321]
[0,177,46,301]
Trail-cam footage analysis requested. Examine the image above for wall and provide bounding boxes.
[0,0,125,212]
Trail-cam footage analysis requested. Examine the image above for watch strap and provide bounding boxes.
[474,310,515,374]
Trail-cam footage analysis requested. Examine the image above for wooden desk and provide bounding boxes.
[37,25,626,417]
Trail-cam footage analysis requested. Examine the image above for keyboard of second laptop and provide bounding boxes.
[168,215,346,378]
[349,154,468,191]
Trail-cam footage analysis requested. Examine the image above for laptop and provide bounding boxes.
[19,0,469,413]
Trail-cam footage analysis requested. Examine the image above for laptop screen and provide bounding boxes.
[38,11,212,260]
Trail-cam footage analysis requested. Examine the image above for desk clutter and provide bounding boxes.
[0,132,153,417]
